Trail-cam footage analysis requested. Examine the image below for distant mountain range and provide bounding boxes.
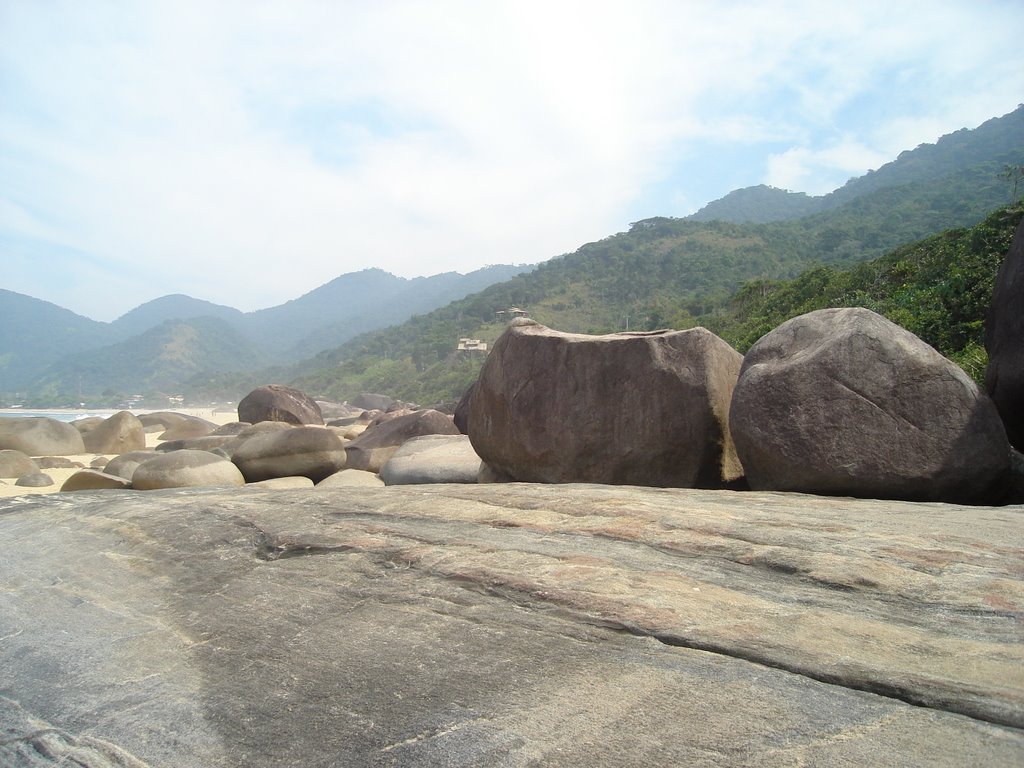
[0,265,526,396]
[4,104,1023,405]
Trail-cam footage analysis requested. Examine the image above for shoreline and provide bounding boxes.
[0,407,241,498]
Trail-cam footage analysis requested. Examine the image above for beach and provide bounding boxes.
[0,408,239,499]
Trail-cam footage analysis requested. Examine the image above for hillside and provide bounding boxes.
[6,106,1023,405]
[284,200,1023,406]
[0,290,118,392]
[687,104,1024,224]
[30,317,271,403]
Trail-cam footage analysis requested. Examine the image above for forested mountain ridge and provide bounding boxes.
[282,203,1022,407]
[6,106,1023,406]
[687,104,1024,224]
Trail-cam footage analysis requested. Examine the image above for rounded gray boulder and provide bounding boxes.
[238,385,324,426]
[132,450,245,490]
[379,435,482,485]
[0,417,85,456]
[231,426,346,483]
[82,411,146,454]
[0,450,40,479]
[730,307,1010,503]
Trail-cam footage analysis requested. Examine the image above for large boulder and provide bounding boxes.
[730,307,1010,503]
[103,450,158,482]
[132,450,245,490]
[14,472,53,488]
[467,319,744,487]
[238,385,324,426]
[985,218,1024,450]
[1,485,1022,766]
[231,426,347,483]
[0,417,85,456]
[345,409,460,473]
[158,416,218,441]
[81,411,146,455]
[379,434,482,485]
[349,393,400,412]
[60,469,133,492]
[315,469,385,488]
[0,449,40,478]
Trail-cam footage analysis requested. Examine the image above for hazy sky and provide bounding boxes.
[2,1,1022,321]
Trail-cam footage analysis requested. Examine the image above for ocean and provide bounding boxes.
[0,410,119,423]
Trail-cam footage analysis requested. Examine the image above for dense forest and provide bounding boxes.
[271,203,1021,407]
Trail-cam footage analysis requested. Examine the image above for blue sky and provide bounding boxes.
[2,1,1022,321]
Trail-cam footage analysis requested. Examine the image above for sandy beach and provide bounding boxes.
[0,408,239,499]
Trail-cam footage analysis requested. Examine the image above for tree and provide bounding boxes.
[999,163,1024,204]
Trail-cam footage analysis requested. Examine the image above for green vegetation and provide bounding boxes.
[702,205,1023,382]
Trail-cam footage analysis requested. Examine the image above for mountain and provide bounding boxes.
[0,289,118,393]
[32,316,271,398]
[686,186,822,223]
[6,106,1023,405]
[111,294,246,338]
[687,104,1024,224]
[1,265,527,402]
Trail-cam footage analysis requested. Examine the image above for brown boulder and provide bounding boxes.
[81,411,146,454]
[985,217,1024,450]
[230,426,347,483]
[0,417,85,456]
[467,319,744,487]
[238,385,324,426]
[730,307,1010,503]
[345,409,459,473]
[0,449,40,478]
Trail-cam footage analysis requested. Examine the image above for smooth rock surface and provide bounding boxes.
[315,468,385,488]
[238,384,324,426]
[59,469,133,491]
[0,449,40,478]
[103,450,157,482]
[0,416,85,455]
[379,434,482,485]
[730,307,1010,503]
[345,409,460,473]
[0,485,1020,767]
[230,426,346,483]
[131,449,245,490]
[14,471,53,487]
[81,411,146,454]
[986,218,1024,450]
[468,320,744,487]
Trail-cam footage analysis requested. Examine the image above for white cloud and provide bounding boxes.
[1,0,1022,319]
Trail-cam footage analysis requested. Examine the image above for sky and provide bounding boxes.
[2,1,1022,322]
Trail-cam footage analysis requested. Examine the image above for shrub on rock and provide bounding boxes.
[238,385,324,426]
[730,307,1010,503]
[466,319,744,487]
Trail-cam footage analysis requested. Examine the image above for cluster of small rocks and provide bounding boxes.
[0,386,482,493]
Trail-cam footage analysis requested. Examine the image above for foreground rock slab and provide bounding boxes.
[0,485,1021,767]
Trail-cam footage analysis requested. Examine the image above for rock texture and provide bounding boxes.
[81,411,146,455]
[468,319,744,486]
[730,307,1010,503]
[131,449,245,490]
[230,426,347,483]
[986,218,1024,450]
[0,416,85,456]
[345,409,460,473]
[238,384,324,426]
[379,434,482,485]
[0,485,1021,767]
[0,449,40,478]
[14,471,53,487]
[60,469,133,492]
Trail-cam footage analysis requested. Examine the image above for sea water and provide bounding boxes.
[0,410,118,423]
